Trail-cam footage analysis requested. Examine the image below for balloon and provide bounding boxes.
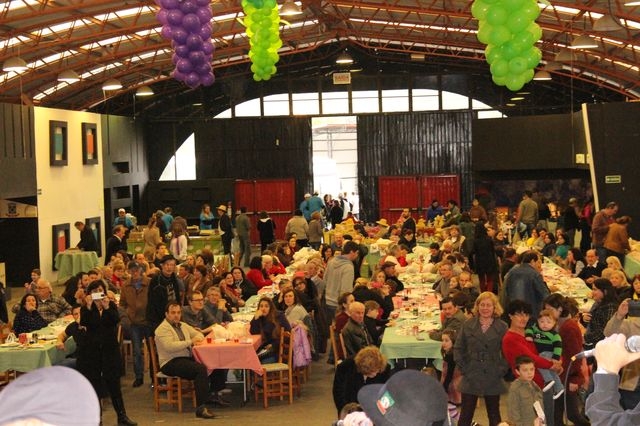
[521,68,534,83]
[160,25,173,39]
[199,23,212,39]
[182,13,201,32]
[508,56,527,74]
[492,74,507,86]
[156,10,169,26]
[485,45,502,64]
[502,0,525,12]
[172,27,189,44]
[263,0,276,8]
[477,23,493,45]
[196,7,213,24]
[486,6,508,26]
[202,41,215,55]
[526,22,542,41]
[501,41,522,60]
[511,30,534,52]
[196,0,211,5]
[524,46,542,68]
[506,73,525,91]
[471,0,491,20]
[180,0,198,14]
[176,58,194,73]
[489,25,511,46]
[186,34,203,50]
[506,11,529,34]
[253,74,262,81]
[201,73,215,86]
[520,0,540,21]
[160,0,179,9]
[175,44,190,58]
[166,9,184,26]
[490,58,509,77]
[189,50,206,65]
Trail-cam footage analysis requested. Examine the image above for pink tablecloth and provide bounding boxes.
[192,334,263,375]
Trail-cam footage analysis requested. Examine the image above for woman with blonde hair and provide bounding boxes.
[454,292,509,426]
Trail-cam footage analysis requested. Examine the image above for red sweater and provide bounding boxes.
[502,330,554,389]
[558,318,586,386]
[246,268,272,289]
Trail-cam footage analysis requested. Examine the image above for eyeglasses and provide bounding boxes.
[191,298,204,302]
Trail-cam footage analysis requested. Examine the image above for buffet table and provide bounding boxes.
[127,235,222,256]
[625,252,640,279]
[54,250,99,281]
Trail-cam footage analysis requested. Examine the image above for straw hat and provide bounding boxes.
[376,218,389,227]
[216,204,227,212]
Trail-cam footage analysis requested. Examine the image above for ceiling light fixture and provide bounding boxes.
[336,51,354,64]
[593,14,622,32]
[280,0,302,16]
[510,96,525,101]
[555,48,574,62]
[533,70,552,80]
[624,0,640,5]
[135,86,154,96]
[544,61,563,71]
[570,35,598,49]
[102,78,123,91]
[3,56,28,73]
[57,69,80,83]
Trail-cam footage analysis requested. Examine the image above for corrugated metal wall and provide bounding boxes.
[357,111,473,222]
[0,103,36,199]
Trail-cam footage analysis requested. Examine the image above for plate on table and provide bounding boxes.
[40,334,57,340]
[0,342,20,348]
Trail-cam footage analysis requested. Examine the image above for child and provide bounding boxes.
[525,309,564,399]
[507,355,545,426]
[440,329,461,406]
[363,300,384,345]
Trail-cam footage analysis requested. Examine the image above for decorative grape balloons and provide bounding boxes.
[242,0,282,82]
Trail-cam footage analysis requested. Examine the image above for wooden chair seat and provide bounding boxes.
[147,337,196,413]
[253,331,296,408]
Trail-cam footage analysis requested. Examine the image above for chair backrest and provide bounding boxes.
[279,331,294,366]
[147,336,161,381]
[338,332,347,360]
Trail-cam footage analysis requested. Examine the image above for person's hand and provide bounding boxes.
[192,336,204,346]
[568,383,579,392]
[595,334,640,374]
[533,417,543,426]
[616,299,630,320]
[254,308,263,319]
[581,312,592,323]
[84,294,93,308]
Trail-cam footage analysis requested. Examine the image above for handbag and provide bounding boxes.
[256,343,274,360]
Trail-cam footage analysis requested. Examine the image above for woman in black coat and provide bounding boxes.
[79,281,136,426]
[471,222,499,294]
[329,200,343,229]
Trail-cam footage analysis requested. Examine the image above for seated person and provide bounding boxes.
[381,261,404,295]
[13,294,48,334]
[55,305,83,368]
[432,261,456,298]
[363,301,386,345]
[182,291,217,334]
[428,296,467,341]
[203,287,233,324]
[341,302,373,358]
[250,297,291,363]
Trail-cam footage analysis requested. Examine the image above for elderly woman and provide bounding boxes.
[250,297,291,364]
[332,346,390,414]
[13,294,48,334]
[454,291,509,426]
[79,280,136,425]
[231,266,257,300]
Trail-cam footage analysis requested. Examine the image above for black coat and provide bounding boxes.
[147,273,182,331]
[78,227,98,252]
[105,235,126,265]
[472,236,498,274]
[77,301,121,383]
[332,357,390,414]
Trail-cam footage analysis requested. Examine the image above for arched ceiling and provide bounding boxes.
[1,0,639,118]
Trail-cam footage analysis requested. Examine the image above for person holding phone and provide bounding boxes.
[78,280,136,426]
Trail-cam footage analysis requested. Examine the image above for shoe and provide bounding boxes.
[207,395,231,407]
[553,389,565,400]
[117,415,137,426]
[218,388,232,395]
[196,406,218,419]
[542,380,555,393]
[132,378,143,388]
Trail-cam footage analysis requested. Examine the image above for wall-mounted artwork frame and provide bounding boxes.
[86,216,102,257]
[50,120,68,166]
[52,223,70,270]
[81,122,99,165]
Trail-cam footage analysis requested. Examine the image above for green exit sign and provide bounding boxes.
[605,175,622,184]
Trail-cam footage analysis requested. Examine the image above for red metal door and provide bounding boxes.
[234,179,295,244]
[378,176,420,224]
[419,175,460,211]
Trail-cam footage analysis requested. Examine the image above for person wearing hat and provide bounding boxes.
[216,204,233,259]
[119,260,151,388]
[300,193,312,221]
[113,207,134,229]
[146,254,182,331]
[375,218,390,238]
[357,368,449,426]
[562,197,581,247]
[381,261,404,294]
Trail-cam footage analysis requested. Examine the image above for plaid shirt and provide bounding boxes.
[37,295,72,323]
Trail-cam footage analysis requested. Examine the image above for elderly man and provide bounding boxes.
[74,221,98,252]
[105,225,127,265]
[113,208,134,229]
[428,296,467,341]
[504,251,550,318]
[341,301,372,358]
[146,255,183,331]
[24,279,72,323]
[155,302,218,419]
[203,287,233,324]
[432,262,455,298]
[579,249,606,286]
[119,261,150,387]
[330,232,344,253]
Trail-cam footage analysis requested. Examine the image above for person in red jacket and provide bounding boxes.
[246,256,273,290]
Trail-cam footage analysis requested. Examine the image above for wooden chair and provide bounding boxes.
[329,324,341,367]
[338,332,348,361]
[0,322,15,387]
[253,331,295,408]
[147,337,196,413]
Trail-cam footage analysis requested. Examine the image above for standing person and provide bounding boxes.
[543,294,590,426]
[454,292,509,426]
[580,197,595,253]
[199,204,214,230]
[105,225,127,265]
[503,251,550,319]
[143,215,162,261]
[329,199,343,229]
[155,302,218,419]
[307,192,325,220]
[79,281,136,426]
[119,261,150,388]
[257,210,276,253]
[426,199,444,222]
[515,190,538,238]
[604,216,632,267]
[592,201,618,264]
[562,198,581,247]
[285,209,309,248]
[169,224,188,262]
[235,206,251,267]
[471,222,498,294]
[299,193,312,221]
[308,211,323,250]
[216,204,233,261]
[506,355,545,426]
[324,241,359,321]
[146,255,182,331]
[161,207,174,235]
[75,221,98,252]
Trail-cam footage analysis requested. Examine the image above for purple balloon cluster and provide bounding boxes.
[156,0,215,88]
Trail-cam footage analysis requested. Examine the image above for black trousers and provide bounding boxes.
[458,393,502,426]
[161,357,210,406]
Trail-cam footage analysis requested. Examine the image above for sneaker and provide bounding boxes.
[542,381,555,393]
[132,378,143,388]
[553,388,565,400]
[218,388,232,395]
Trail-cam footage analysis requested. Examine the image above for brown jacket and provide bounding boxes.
[604,222,630,254]
[119,276,150,326]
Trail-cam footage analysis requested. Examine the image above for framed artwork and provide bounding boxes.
[86,216,102,257]
[52,223,70,270]
[81,122,99,165]
[49,120,68,166]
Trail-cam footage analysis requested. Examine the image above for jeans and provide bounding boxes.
[595,245,607,264]
[129,324,152,380]
[539,351,564,395]
[238,234,251,267]
[161,357,210,406]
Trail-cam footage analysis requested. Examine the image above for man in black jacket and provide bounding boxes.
[75,221,98,252]
[146,255,182,331]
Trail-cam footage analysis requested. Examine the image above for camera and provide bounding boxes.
[628,300,640,317]
[91,292,105,301]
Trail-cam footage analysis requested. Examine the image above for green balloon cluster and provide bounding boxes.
[472,0,542,91]
[242,0,282,81]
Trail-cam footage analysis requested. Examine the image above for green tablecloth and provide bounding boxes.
[379,327,442,365]
[0,330,75,373]
[127,235,222,256]
[54,251,99,281]
[625,253,640,278]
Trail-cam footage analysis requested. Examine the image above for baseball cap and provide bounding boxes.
[118,208,125,213]
[127,260,142,270]
[358,369,448,426]
[0,366,100,425]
